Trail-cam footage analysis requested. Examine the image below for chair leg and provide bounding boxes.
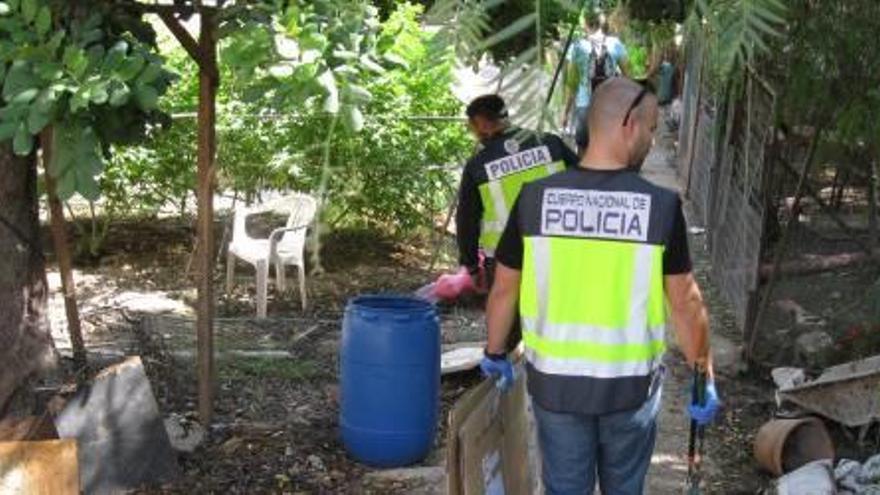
[275,260,286,293]
[226,251,235,294]
[256,259,269,318]
[297,264,307,311]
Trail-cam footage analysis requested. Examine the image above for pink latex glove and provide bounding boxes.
[433,267,476,300]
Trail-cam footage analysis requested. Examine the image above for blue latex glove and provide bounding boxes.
[688,379,720,426]
[480,356,514,392]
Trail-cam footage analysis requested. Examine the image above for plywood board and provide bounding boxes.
[447,379,493,494]
[447,363,529,495]
[0,440,79,494]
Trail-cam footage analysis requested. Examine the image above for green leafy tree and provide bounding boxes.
[0,0,175,199]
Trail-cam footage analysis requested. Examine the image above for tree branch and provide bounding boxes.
[157,10,220,80]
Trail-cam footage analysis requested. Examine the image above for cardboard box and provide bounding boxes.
[447,364,530,495]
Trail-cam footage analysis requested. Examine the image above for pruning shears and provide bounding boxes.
[686,364,707,494]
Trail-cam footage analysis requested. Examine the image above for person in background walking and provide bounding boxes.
[456,94,578,350]
[646,43,679,106]
[562,14,629,156]
[481,78,720,493]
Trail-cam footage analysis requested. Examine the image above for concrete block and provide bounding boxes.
[55,356,179,494]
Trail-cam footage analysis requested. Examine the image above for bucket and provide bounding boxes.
[754,417,835,476]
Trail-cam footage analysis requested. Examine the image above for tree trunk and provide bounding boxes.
[42,129,87,368]
[0,142,55,413]
[869,158,878,251]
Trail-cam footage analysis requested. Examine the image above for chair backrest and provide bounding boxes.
[278,193,317,251]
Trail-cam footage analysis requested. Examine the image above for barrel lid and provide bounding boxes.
[347,294,436,315]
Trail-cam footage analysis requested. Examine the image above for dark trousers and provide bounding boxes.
[574,106,590,156]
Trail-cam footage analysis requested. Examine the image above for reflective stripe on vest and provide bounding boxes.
[520,235,666,378]
[478,161,564,251]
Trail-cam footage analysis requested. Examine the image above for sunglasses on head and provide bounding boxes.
[622,81,656,127]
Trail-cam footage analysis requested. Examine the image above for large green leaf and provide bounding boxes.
[0,121,17,140]
[21,0,35,23]
[88,80,108,104]
[136,63,161,85]
[117,54,145,81]
[2,61,37,101]
[51,123,104,200]
[25,88,54,133]
[134,84,158,110]
[344,84,371,103]
[35,5,50,37]
[11,87,38,104]
[102,40,128,73]
[12,122,32,155]
[33,61,63,81]
[342,105,364,132]
[62,46,88,78]
[70,85,91,112]
[108,82,130,107]
[75,168,101,201]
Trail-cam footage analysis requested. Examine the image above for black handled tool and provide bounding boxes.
[686,364,706,494]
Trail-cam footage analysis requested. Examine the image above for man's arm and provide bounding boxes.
[486,263,522,354]
[614,39,630,77]
[665,273,713,377]
[663,197,712,375]
[486,194,526,354]
[455,167,482,271]
[561,50,580,126]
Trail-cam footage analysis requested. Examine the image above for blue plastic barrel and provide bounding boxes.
[340,294,440,467]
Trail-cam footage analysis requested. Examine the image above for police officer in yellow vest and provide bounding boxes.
[480,79,720,493]
[456,95,578,348]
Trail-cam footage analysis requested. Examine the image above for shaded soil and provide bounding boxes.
[42,223,485,494]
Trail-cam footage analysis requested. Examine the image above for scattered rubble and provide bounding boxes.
[164,414,206,453]
[772,367,806,390]
[440,346,483,375]
[776,459,835,495]
[835,454,880,494]
[794,330,834,367]
[307,454,326,472]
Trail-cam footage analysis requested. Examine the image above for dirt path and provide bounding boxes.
[642,117,742,494]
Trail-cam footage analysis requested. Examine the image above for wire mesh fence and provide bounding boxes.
[677,39,777,340]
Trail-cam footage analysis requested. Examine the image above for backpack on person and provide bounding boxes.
[589,37,613,92]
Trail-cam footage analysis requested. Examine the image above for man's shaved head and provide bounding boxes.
[587,78,654,136]
[581,77,659,171]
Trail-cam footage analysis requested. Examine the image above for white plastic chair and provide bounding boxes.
[226,193,317,318]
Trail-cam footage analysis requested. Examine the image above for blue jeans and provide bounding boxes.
[533,380,663,494]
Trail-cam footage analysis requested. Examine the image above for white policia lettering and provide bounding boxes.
[484,145,553,181]
[541,189,652,241]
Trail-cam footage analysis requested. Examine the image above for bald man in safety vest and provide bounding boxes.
[481,79,720,493]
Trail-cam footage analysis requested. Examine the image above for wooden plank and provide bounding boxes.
[195,9,219,424]
[0,440,79,494]
[446,379,493,495]
[41,127,86,367]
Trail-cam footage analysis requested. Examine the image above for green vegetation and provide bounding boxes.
[104,3,469,236]
[0,0,174,199]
